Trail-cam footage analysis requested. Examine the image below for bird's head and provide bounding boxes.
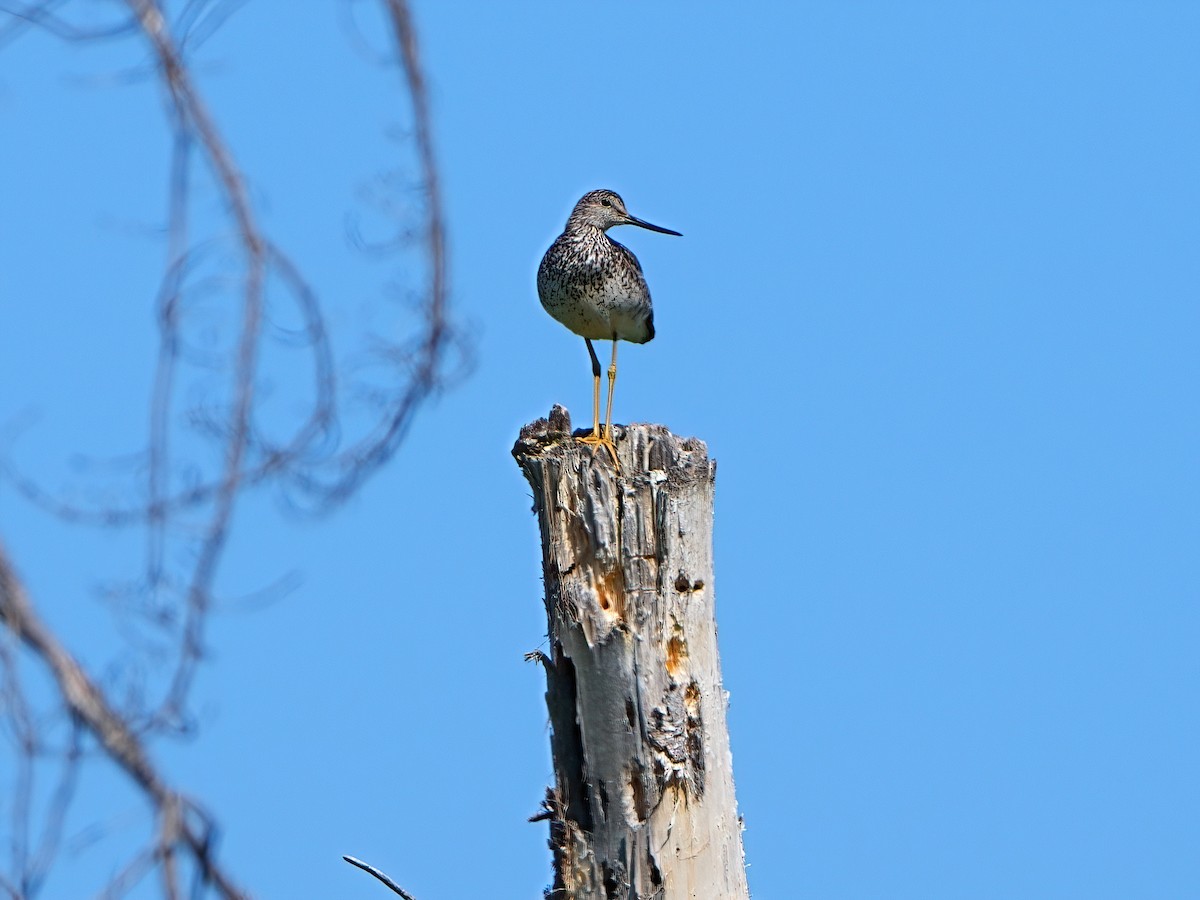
[566,189,682,236]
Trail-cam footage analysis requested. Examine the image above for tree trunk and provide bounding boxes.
[513,406,750,900]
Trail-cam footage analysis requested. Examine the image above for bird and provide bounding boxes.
[537,189,681,467]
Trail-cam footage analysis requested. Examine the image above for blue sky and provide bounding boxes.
[2,2,1198,897]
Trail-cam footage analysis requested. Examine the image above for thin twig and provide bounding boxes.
[312,0,451,504]
[343,855,418,900]
[0,541,247,899]
[1,0,452,893]
[125,0,267,726]
[0,0,136,48]
[24,719,82,896]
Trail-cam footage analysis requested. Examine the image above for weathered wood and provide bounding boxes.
[513,407,749,900]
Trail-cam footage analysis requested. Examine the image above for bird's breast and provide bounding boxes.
[537,233,654,343]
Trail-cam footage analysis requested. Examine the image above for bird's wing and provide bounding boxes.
[611,239,645,275]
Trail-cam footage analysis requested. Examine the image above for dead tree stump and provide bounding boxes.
[513,406,750,900]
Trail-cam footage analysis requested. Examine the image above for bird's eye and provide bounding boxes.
[601,198,612,207]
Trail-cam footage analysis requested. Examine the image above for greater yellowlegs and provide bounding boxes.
[537,189,681,466]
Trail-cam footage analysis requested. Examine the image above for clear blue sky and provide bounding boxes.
[2,2,1198,897]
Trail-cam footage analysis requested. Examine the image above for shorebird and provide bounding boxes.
[537,189,681,466]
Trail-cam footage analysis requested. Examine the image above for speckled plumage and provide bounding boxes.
[536,189,680,464]
[537,189,677,344]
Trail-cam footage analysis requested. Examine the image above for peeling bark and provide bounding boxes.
[514,407,749,900]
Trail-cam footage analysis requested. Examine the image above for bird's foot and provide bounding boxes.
[576,430,621,471]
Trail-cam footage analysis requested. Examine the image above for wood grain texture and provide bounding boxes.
[514,407,749,900]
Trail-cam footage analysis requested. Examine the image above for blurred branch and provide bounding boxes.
[0,0,455,894]
[0,541,246,899]
[126,0,268,729]
[0,1,137,48]
[304,0,451,504]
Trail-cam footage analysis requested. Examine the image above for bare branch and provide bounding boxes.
[23,720,82,896]
[343,855,418,900]
[304,0,452,505]
[2,0,455,893]
[0,540,248,899]
[0,1,137,48]
[123,0,267,730]
[99,847,156,900]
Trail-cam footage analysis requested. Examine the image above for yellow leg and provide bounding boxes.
[603,340,618,441]
[576,338,620,469]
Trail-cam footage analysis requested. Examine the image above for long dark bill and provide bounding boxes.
[626,214,682,236]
